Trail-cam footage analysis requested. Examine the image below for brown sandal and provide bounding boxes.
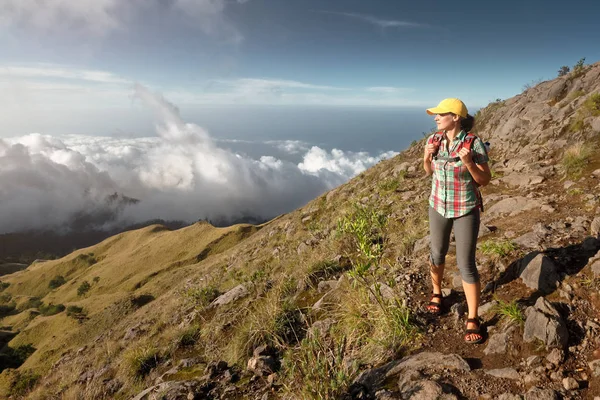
[425,293,443,316]
[464,317,485,344]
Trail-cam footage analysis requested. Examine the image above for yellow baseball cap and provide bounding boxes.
[426,98,468,118]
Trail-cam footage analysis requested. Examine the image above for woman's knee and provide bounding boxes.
[459,265,480,284]
[429,252,446,267]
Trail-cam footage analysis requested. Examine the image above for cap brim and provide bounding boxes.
[426,107,447,115]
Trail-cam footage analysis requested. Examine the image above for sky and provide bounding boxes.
[0,0,599,233]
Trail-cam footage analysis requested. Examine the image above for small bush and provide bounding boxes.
[66,305,86,320]
[494,299,524,325]
[77,281,91,297]
[124,346,159,379]
[562,143,591,178]
[378,178,401,192]
[557,65,570,77]
[572,57,586,77]
[130,294,155,308]
[583,93,600,117]
[93,276,100,283]
[19,297,42,311]
[0,344,36,370]
[283,334,357,399]
[39,303,65,316]
[480,240,517,257]
[48,275,66,289]
[183,285,220,309]
[9,370,40,396]
[0,281,9,292]
[177,324,201,347]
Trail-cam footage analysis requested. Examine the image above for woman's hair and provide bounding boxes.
[461,114,475,132]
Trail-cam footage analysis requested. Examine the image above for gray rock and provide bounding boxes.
[211,284,248,307]
[317,280,337,293]
[308,318,336,339]
[589,360,600,377]
[485,325,516,355]
[369,283,396,303]
[478,224,492,238]
[591,251,600,277]
[132,381,199,400]
[562,377,579,390]
[523,373,542,386]
[526,355,542,367]
[502,173,544,188]
[354,352,469,390]
[413,235,430,253]
[513,232,544,249]
[523,297,568,349]
[518,253,560,293]
[523,388,559,400]
[485,197,546,218]
[297,242,309,254]
[545,348,564,365]
[485,368,520,380]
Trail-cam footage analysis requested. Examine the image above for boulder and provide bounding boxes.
[211,284,249,307]
[485,368,520,380]
[523,297,568,349]
[485,197,546,218]
[523,388,559,400]
[485,325,517,355]
[589,360,600,377]
[518,253,560,293]
[397,379,457,400]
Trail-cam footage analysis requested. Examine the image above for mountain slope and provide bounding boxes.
[0,61,599,399]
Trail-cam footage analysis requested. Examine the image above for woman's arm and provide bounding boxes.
[423,143,436,176]
[457,147,491,186]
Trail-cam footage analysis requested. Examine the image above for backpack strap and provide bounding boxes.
[435,132,479,162]
[427,132,444,158]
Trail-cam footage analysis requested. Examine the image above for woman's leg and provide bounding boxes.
[428,207,453,308]
[453,208,481,340]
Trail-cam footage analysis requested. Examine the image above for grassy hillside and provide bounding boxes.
[0,61,599,399]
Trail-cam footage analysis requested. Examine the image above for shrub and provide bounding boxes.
[583,93,600,117]
[93,276,100,283]
[39,303,65,316]
[562,143,591,178]
[48,275,66,289]
[378,178,401,192]
[66,305,86,319]
[0,281,9,292]
[494,299,524,325]
[480,240,517,257]
[522,78,543,92]
[572,57,586,76]
[19,297,42,311]
[0,344,36,370]
[183,285,220,309]
[9,370,40,396]
[77,281,91,297]
[177,324,201,347]
[124,346,159,379]
[283,333,357,399]
[557,65,570,77]
[130,294,155,308]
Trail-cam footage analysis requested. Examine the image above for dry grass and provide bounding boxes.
[562,143,591,178]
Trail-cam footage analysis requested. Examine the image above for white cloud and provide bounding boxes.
[317,11,426,30]
[367,86,410,94]
[0,86,396,233]
[0,0,244,42]
[0,65,130,84]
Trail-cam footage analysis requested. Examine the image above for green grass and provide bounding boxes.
[480,240,517,257]
[283,333,357,399]
[123,345,159,379]
[38,303,65,316]
[583,93,600,116]
[562,143,591,178]
[0,282,9,292]
[305,260,346,286]
[183,285,220,309]
[7,370,40,396]
[569,90,586,101]
[378,178,401,192]
[567,188,584,196]
[493,299,524,325]
[177,324,201,348]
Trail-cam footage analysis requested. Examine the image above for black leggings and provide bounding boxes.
[429,206,480,284]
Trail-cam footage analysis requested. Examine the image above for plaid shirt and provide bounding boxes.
[428,131,489,218]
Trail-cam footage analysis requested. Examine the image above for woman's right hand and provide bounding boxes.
[424,143,438,161]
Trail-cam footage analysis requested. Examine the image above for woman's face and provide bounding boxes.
[434,112,459,131]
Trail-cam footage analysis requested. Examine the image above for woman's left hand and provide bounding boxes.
[457,148,473,166]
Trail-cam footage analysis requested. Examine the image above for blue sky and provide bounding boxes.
[2,0,599,126]
[1,0,600,232]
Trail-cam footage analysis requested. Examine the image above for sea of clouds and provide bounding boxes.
[0,85,397,234]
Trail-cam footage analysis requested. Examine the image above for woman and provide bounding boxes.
[422,98,491,344]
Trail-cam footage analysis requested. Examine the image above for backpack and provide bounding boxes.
[427,131,478,161]
[427,131,485,211]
